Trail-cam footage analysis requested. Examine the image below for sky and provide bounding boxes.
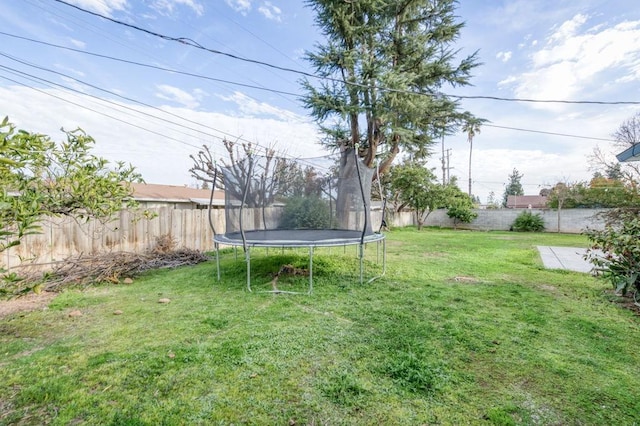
[1,0,639,203]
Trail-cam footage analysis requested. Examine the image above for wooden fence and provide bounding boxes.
[3,208,225,271]
[3,207,400,272]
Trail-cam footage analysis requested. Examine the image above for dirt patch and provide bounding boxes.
[423,251,447,259]
[539,284,557,292]
[451,276,481,284]
[0,292,57,318]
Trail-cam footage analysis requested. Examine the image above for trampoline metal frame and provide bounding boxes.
[208,147,386,294]
[212,232,386,294]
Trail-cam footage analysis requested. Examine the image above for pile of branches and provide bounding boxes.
[7,235,210,294]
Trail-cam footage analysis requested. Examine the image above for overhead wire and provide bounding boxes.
[52,0,640,106]
[0,63,217,148]
[27,0,307,114]
[0,32,300,98]
[0,51,293,149]
[2,0,632,171]
[170,6,303,108]
[485,124,617,142]
[0,60,329,170]
[0,30,624,145]
[25,0,159,65]
[0,73,203,150]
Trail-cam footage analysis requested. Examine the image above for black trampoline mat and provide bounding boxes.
[214,229,384,247]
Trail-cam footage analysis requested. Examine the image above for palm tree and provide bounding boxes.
[462,114,488,197]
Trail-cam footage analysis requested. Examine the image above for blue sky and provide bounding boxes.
[1,0,639,203]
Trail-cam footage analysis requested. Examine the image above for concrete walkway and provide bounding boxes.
[537,246,596,273]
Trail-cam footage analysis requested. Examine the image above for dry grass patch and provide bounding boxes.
[0,292,57,318]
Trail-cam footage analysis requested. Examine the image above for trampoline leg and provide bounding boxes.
[308,246,314,294]
[215,243,220,281]
[246,246,252,292]
[366,238,387,284]
[359,244,364,284]
[383,238,386,275]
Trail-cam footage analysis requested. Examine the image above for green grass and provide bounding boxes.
[1,228,638,425]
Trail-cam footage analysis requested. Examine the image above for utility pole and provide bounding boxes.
[441,133,446,185]
[445,149,452,184]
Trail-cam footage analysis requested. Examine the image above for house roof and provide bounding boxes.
[616,144,640,162]
[506,195,547,208]
[131,183,224,206]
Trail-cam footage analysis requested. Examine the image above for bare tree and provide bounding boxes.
[590,111,640,180]
[189,140,295,208]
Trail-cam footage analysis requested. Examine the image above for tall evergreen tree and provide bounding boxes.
[502,168,524,207]
[301,0,480,173]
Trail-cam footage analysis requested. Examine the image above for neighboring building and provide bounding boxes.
[616,144,640,162]
[131,183,224,210]
[506,195,547,209]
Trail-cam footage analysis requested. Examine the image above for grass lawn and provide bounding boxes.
[1,228,638,425]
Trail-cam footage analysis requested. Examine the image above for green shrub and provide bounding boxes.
[585,209,640,296]
[279,196,330,229]
[447,204,477,227]
[511,211,545,232]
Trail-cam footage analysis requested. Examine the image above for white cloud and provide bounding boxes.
[60,76,89,93]
[497,76,517,86]
[67,0,127,16]
[496,51,512,62]
[258,1,282,22]
[500,15,640,106]
[150,0,204,16]
[0,86,324,186]
[226,0,251,15]
[156,85,205,109]
[549,13,588,43]
[217,91,301,121]
[54,64,86,78]
[69,38,86,49]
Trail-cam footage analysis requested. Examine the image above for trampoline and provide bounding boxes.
[208,146,386,293]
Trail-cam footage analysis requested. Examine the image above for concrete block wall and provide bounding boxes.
[383,208,608,234]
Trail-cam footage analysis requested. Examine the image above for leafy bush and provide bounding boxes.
[279,196,330,229]
[585,209,640,296]
[511,211,545,232]
[446,195,477,229]
[447,204,477,226]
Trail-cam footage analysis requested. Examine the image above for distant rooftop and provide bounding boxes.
[506,195,547,209]
[131,183,224,206]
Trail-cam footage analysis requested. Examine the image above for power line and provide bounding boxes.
[52,0,321,78]
[1,29,636,119]
[22,0,303,109]
[0,34,619,147]
[0,72,204,150]
[0,32,299,98]
[453,95,640,105]
[0,64,321,166]
[0,64,218,146]
[52,0,640,106]
[485,124,616,142]
[0,66,329,170]
[0,52,287,147]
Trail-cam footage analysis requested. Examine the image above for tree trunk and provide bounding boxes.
[376,138,401,178]
[468,138,473,196]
